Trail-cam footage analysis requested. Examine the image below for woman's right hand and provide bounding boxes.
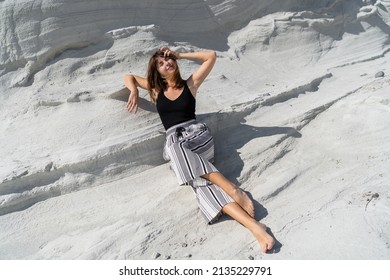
[159,46,178,60]
[126,90,139,113]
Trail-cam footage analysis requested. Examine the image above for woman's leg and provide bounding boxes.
[222,202,275,253]
[202,172,255,217]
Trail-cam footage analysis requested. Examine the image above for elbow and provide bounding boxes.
[123,74,135,89]
[209,51,217,63]
[123,74,133,82]
[211,51,217,60]
[123,74,136,87]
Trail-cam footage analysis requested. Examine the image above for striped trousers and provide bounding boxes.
[164,120,234,224]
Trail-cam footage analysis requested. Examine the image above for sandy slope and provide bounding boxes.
[0,0,390,259]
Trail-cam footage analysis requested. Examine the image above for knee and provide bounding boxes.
[201,171,219,181]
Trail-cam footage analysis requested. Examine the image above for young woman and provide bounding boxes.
[124,47,275,253]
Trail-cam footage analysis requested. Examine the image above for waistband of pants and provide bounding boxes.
[166,119,198,136]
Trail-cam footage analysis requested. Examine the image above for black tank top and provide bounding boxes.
[156,82,196,130]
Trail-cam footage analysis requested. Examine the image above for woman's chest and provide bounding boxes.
[164,87,184,101]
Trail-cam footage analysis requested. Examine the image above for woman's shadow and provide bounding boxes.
[112,89,300,253]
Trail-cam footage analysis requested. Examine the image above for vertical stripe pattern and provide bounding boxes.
[164,120,234,224]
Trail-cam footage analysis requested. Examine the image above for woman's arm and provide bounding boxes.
[179,51,216,94]
[123,74,148,113]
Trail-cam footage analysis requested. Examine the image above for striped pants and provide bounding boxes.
[164,120,234,224]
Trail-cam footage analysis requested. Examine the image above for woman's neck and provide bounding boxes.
[164,74,184,90]
[166,78,177,89]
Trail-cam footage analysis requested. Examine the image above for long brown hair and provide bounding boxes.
[147,50,185,103]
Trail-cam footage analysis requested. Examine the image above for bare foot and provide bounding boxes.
[231,188,255,218]
[250,222,275,253]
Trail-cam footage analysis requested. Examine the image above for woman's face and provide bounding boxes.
[155,56,176,78]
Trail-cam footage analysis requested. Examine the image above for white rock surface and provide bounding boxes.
[0,0,389,260]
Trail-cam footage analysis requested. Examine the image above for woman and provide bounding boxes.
[124,47,275,253]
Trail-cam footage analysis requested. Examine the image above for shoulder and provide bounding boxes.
[153,88,162,102]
